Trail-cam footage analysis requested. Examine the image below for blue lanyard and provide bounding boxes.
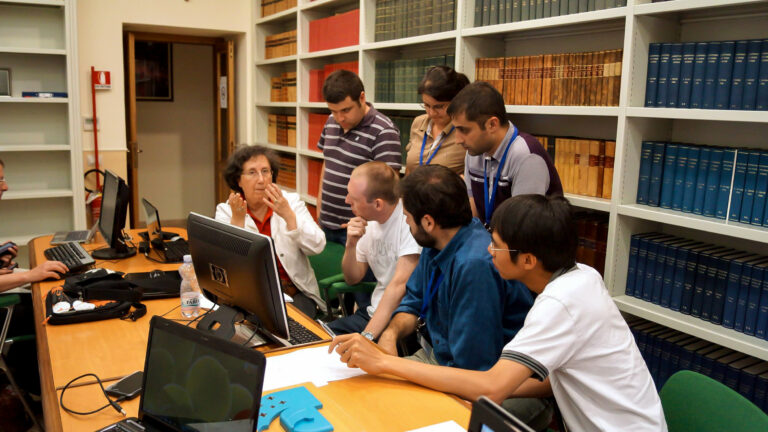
[419,269,445,320]
[419,126,455,166]
[483,126,518,224]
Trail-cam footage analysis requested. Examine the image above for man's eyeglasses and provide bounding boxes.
[419,102,448,112]
[241,169,272,179]
[488,242,520,255]
[0,177,7,185]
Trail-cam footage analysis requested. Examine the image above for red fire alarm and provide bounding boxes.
[92,70,111,89]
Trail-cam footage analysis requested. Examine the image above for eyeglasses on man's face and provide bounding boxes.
[241,168,272,179]
[488,242,519,255]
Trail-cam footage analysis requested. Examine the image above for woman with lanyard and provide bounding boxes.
[405,66,469,175]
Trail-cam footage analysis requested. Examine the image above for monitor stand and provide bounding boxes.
[197,305,240,340]
[138,231,177,241]
[91,245,137,260]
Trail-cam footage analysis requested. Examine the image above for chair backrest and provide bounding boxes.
[660,370,768,432]
[307,242,345,284]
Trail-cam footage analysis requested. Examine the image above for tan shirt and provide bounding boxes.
[405,114,466,175]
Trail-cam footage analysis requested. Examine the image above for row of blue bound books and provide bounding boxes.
[644,39,768,110]
[636,141,768,228]
[626,232,768,339]
[629,317,768,413]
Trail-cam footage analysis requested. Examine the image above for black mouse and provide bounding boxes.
[149,270,165,279]
[42,271,67,282]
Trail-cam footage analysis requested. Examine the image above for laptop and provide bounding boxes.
[98,316,266,432]
[140,198,189,263]
[50,221,99,245]
[467,396,535,432]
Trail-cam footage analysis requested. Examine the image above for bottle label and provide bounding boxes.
[182,296,200,307]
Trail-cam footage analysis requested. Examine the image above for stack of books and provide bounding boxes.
[261,0,296,18]
[307,113,328,151]
[629,317,768,411]
[540,135,615,199]
[374,0,456,42]
[574,211,609,276]
[270,72,296,102]
[309,9,359,52]
[276,154,296,190]
[265,30,297,59]
[309,61,359,103]
[476,49,623,106]
[626,233,768,340]
[636,142,768,227]
[375,55,455,103]
[307,159,323,198]
[267,114,296,147]
[645,39,768,110]
[473,0,627,27]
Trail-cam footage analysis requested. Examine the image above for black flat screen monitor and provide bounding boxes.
[186,212,291,344]
[92,170,136,260]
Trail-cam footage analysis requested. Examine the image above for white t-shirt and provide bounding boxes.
[501,264,667,432]
[356,200,421,317]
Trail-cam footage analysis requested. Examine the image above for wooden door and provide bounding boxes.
[215,40,236,203]
[125,32,140,226]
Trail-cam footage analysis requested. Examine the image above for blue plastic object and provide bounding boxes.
[256,386,333,432]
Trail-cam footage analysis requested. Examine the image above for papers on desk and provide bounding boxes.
[407,420,466,432]
[264,346,366,391]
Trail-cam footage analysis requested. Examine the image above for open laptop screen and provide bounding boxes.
[140,317,266,431]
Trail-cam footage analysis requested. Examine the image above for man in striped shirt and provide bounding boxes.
[317,70,402,245]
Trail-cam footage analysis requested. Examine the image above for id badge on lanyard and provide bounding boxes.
[417,269,444,358]
[483,126,518,230]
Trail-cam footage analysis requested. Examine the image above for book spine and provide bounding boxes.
[645,43,662,107]
[711,253,734,324]
[740,150,761,224]
[702,41,722,109]
[744,262,766,336]
[714,41,735,110]
[692,147,711,215]
[723,257,746,329]
[648,141,667,206]
[626,234,641,296]
[635,237,653,298]
[603,140,615,199]
[680,248,702,314]
[656,43,672,107]
[690,42,709,109]
[661,243,681,308]
[703,147,723,218]
[672,145,689,211]
[690,251,712,317]
[755,266,768,339]
[752,152,768,225]
[729,40,749,110]
[670,246,689,311]
[757,39,768,110]
[734,260,755,332]
[681,146,700,213]
[651,242,669,304]
[716,149,736,220]
[743,39,762,110]
[667,43,683,108]
[701,252,722,321]
[636,141,654,204]
[659,143,678,209]
[730,149,749,222]
[678,42,696,108]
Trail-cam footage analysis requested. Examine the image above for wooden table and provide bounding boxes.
[29,229,470,431]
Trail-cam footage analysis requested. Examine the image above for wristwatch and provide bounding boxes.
[360,331,374,341]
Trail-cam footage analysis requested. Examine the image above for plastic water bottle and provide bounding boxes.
[179,255,200,318]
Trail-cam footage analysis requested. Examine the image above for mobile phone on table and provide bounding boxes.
[105,371,143,400]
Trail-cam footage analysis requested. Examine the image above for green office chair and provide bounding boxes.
[0,293,42,431]
[660,370,768,432]
[307,242,346,319]
[328,280,376,317]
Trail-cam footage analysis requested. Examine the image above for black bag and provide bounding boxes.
[44,269,147,325]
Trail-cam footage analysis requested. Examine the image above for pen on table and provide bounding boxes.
[317,319,336,338]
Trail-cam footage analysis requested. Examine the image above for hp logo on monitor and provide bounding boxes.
[209,263,229,287]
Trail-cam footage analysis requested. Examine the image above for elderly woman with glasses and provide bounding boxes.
[405,66,470,175]
[215,145,326,317]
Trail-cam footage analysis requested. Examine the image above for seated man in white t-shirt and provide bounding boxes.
[327,162,421,338]
[332,195,667,431]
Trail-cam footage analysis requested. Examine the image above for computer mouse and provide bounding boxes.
[149,270,165,279]
[170,236,182,242]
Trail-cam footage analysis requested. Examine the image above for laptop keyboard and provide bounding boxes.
[44,242,95,273]
[64,230,91,242]
[287,316,323,345]
[162,239,189,263]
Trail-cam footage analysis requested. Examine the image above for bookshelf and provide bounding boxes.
[0,0,83,267]
[253,0,768,359]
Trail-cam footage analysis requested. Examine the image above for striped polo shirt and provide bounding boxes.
[464,121,563,225]
[317,103,402,229]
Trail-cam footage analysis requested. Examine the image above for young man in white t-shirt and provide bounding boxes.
[332,195,667,431]
[327,162,421,338]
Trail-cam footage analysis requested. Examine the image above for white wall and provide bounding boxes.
[76,0,253,182]
[136,43,215,224]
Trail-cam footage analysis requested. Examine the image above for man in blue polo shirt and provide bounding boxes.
[450,82,562,227]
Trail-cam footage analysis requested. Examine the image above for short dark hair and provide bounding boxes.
[399,165,472,229]
[417,66,470,102]
[354,161,399,204]
[322,69,364,104]
[447,81,507,130]
[490,195,577,273]
[223,145,280,194]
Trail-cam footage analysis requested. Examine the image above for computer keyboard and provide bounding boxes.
[44,242,95,273]
[162,239,189,263]
[287,316,323,345]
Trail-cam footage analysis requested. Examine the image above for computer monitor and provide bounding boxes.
[140,198,176,242]
[91,170,136,260]
[186,212,291,345]
[467,396,535,432]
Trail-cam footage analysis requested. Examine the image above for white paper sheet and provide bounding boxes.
[406,420,466,432]
[263,345,366,391]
